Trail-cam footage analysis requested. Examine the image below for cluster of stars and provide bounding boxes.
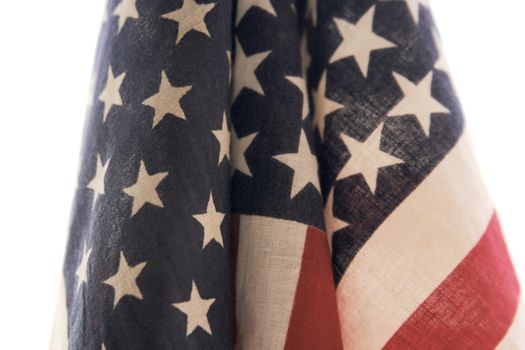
[319,2,451,246]
[74,0,452,346]
[231,6,319,201]
[77,0,234,344]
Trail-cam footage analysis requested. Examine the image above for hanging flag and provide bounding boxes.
[51,0,523,349]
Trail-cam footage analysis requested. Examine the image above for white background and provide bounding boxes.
[0,1,523,348]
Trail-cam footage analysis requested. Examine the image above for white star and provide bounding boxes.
[123,160,168,217]
[236,0,276,24]
[330,6,396,77]
[113,0,139,33]
[431,28,448,72]
[403,0,420,23]
[161,0,216,44]
[173,280,216,336]
[231,128,257,177]
[325,188,349,253]
[285,76,309,120]
[75,244,92,293]
[98,66,126,123]
[273,130,320,198]
[387,71,450,136]
[193,192,225,248]
[232,39,271,102]
[103,251,146,308]
[338,123,403,193]
[86,154,110,209]
[142,71,192,128]
[212,113,230,165]
[313,70,344,141]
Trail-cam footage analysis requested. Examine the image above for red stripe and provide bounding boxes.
[384,213,520,349]
[284,226,343,350]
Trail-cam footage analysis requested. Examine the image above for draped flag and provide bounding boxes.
[51,0,524,349]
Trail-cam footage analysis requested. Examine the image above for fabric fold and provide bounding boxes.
[51,0,523,349]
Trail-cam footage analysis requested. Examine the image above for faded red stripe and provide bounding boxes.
[284,226,343,350]
[384,213,520,350]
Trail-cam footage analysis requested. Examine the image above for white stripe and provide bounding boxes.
[49,275,68,350]
[235,215,307,350]
[336,133,494,350]
[497,297,525,349]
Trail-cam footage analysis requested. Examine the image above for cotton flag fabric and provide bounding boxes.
[51,0,524,349]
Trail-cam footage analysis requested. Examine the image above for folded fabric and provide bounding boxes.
[51,0,524,349]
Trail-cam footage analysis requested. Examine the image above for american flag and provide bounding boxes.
[51,0,524,348]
